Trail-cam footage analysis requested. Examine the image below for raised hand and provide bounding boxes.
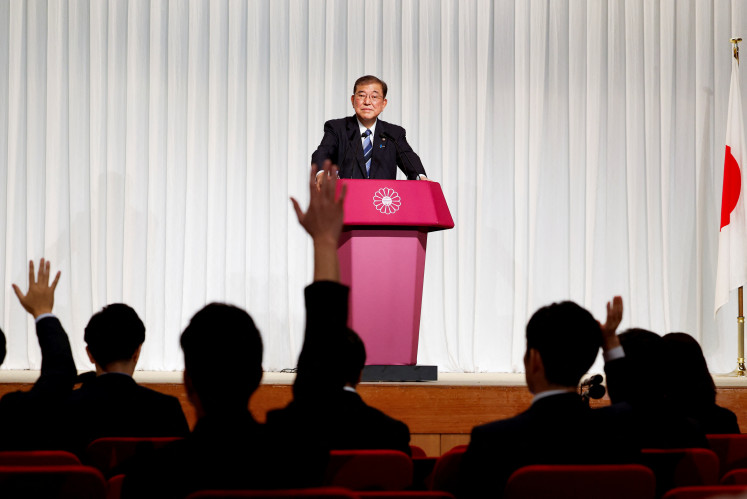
[600,295,623,351]
[12,259,61,318]
[291,160,347,246]
[291,161,347,282]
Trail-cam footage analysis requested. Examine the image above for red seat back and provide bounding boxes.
[721,468,747,485]
[106,474,125,499]
[504,464,656,499]
[0,465,106,499]
[707,434,747,477]
[0,450,80,466]
[186,488,360,498]
[409,446,427,458]
[428,447,465,493]
[641,448,720,495]
[358,492,455,498]
[662,485,747,499]
[86,436,182,476]
[325,450,413,491]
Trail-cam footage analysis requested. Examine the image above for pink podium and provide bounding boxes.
[336,179,454,380]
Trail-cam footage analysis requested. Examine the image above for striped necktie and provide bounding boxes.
[362,129,373,178]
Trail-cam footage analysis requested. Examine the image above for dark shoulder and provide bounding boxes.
[377,119,406,137]
[324,117,353,130]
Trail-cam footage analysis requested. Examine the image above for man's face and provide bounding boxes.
[351,83,387,123]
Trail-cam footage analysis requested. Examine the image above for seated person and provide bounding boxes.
[603,326,709,448]
[122,163,345,498]
[267,326,411,455]
[458,299,639,499]
[0,259,77,450]
[267,160,411,455]
[64,304,189,455]
[662,332,739,434]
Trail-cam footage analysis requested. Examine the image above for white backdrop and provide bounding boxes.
[1,0,746,373]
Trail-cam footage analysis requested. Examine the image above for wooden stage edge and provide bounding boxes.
[1,372,746,457]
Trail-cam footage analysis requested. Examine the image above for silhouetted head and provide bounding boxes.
[617,328,664,406]
[84,304,145,370]
[181,303,263,415]
[0,327,6,366]
[525,301,601,389]
[341,328,366,387]
[662,332,716,407]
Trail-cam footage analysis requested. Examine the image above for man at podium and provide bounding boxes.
[311,75,428,184]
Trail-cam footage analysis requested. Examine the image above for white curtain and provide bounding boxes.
[1,0,746,373]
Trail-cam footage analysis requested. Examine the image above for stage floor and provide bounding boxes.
[1,371,745,456]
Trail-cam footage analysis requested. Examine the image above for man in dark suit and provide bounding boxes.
[265,161,411,455]
[64,303,189,455]
[458,300,639,499]
[121,164,345,498]
[267,313,411,456]
[311,75,428,183]
[0,259,77,450]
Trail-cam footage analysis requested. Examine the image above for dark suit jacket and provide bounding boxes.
[311,116,427,179]
[0,316,77,450]
[605,356,709,449]
[458,392,640,499]
[121,411,327,499]
[64,372,189,456]
[270,280,412,455]
[267,389,411,456]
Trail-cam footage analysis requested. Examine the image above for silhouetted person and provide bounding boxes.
[0,259,77,450]
[662,332,739,434]
[122,163,347,498]
[268,325,411,455]
[603,328,709,449]
[64,303,189,456]
[459,299,639,499]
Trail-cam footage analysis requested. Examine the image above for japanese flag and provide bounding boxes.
[716,56,747,314]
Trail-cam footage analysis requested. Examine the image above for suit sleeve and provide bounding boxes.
[311,120,341,166]
[293,281,350,402]
[394,131,427,179]
[31,317,77,396]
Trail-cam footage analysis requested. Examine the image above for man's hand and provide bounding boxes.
[315,168,339,192]
[12,259,61,319]
[292,161,347,246]
[600,296,623,351]
[292,161,347,282]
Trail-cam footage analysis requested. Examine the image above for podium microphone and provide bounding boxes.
[380,131,420,180]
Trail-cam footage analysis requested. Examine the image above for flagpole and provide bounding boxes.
[731,38,746,377]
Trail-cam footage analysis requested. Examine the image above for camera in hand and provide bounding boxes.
[579,374,606,405]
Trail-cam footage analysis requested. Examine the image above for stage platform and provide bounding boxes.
[1,371,746,457]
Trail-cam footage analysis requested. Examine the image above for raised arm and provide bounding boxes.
[12,259,76,394]
[291,162,350,400]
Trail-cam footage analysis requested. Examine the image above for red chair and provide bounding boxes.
[0,465,107,499]
[503,464,656,499]
[358,493,455,498]
[107,474,125,499]
[641,448,720,495]
[409,446,427,458]
[721,468,747,485]
[325,450,413,491]
[0,450,80,465]
[662,485,747,499]
[428,446,465,493]
[707,434,747,477]
[86,436,182,476]
[186,488,360,498]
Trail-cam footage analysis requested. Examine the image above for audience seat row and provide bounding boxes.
[3,435,747,498]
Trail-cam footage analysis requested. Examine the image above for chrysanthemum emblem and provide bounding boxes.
[373,188,402,215]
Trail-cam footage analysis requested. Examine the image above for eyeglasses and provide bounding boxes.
[354,93,383,103]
